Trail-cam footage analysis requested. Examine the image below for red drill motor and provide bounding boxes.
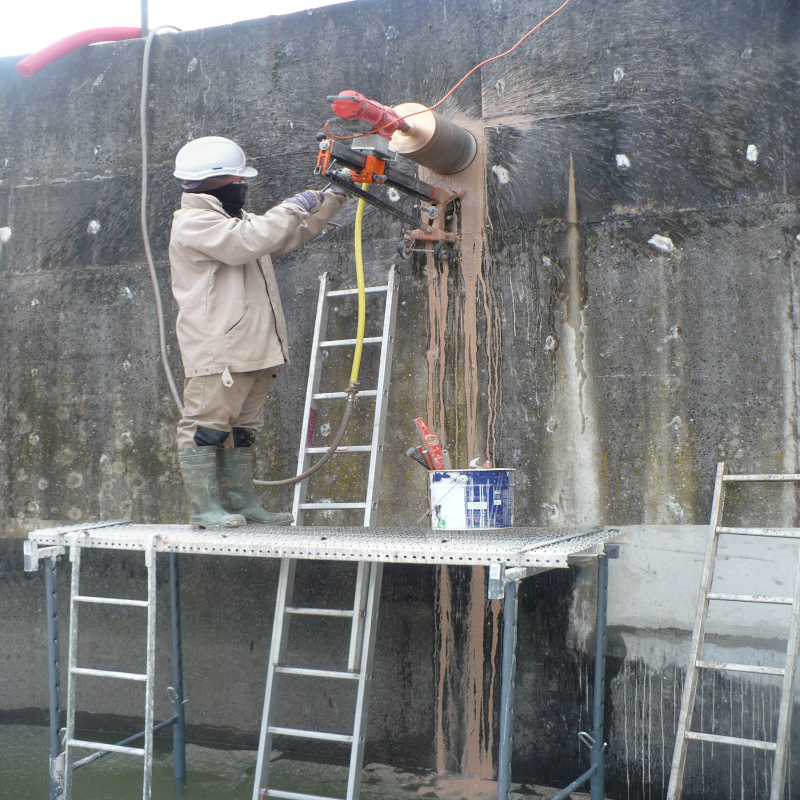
[327,91,411,139]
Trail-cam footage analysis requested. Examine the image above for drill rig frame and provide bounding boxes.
[314,136,463,263]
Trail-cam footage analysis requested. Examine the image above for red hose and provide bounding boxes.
[16,27,143,78]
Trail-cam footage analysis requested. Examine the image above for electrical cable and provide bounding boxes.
[323,0,574,141]
[140,25,184,415]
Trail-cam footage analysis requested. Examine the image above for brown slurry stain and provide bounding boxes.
[435,564,452,774]
[486,597,501,757]
[420,114,489,462]
[477,263,501,463]
[438,262,450,442]
[462,567,489,777]
[428,776,499,800]
[425,115,500,779]
[463,569,502,780]
[425,256,443,435]
[425,255,450,444]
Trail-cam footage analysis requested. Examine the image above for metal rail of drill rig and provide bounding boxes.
[314,91,475,261]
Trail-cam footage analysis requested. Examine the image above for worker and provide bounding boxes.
[169,136,346,529]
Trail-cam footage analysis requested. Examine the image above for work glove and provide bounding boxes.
[323,183,348,198]
[283,190,324,213]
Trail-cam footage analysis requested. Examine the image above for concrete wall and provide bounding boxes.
[2,0,800,797]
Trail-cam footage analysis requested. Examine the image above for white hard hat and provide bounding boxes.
[173,136,258,183]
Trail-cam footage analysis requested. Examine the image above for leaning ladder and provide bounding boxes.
[64,533,158,800]
[252,267,398,800]
[667,462,800,800]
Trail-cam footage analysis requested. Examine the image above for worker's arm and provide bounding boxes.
[181,191,344,266]
[269,190,346,257]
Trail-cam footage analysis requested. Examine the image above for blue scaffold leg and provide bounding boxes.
[497,579,518,800]
[552,552,610,800]
[170,552,187,790]
[45,556,65,800]
[589,552,609,800]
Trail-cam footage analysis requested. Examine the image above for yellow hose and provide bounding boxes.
[253,182,368,488]
[350,183,369,384]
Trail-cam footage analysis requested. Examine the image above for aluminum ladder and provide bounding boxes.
[667,462,800,800]
[63,533,158,800]
[252,267,398,800]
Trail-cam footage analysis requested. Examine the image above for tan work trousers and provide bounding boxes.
[176,369,273,450]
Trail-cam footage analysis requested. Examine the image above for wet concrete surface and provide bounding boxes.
[1,723,593,800]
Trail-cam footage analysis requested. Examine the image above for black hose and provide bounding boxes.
[253,387,357,487]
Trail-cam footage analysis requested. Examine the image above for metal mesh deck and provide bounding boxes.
[28,521,623,569]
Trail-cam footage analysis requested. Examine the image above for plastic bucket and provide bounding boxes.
[428,469,515,529]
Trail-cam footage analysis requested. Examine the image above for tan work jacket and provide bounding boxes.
[169,191,345,377]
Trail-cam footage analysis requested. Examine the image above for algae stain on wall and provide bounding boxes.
[782,245,800,525]
[541,154,606,526]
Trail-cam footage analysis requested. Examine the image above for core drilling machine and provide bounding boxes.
[314,92,477,263]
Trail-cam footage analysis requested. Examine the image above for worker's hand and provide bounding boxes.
[283,190,323,213]
[323,184,348,198]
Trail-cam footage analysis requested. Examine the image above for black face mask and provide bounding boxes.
[207,182,248,217]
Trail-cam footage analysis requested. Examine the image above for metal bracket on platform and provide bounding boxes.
[488,563,547,599]
[24,541,67,572]
[487,542,620,599]
[605,544,621,559]
[566,538,622,565]
[25,519,132,572]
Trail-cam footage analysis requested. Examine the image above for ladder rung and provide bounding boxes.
[313,390,377,400]
[285,607,354,617]
[722,474,800,483]
[68,739,145,756]
[71,667,147,682]
[267,726,353,743]
[306,445,373,454]
[298,503,366,510]
[685,731,777,751]
[717,526,800,539]
[275,666,360,680]
[266,789,342,800]
[326,285,388,297]
[706,592,793,605]
[696,660,785,676]
[75,595,149,607]
[319,336,384,347]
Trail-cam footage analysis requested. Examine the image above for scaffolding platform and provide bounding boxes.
[25,519,624,800]
[26,520,622,571]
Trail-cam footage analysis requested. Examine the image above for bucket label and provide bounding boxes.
[429,469,514,529]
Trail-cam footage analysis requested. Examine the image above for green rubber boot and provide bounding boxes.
[218,448,294,526]
[178,447,246,529]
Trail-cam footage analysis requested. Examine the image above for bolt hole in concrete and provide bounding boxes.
[0,725,589,799]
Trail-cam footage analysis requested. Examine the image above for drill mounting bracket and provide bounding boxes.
[315,137,463,260]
